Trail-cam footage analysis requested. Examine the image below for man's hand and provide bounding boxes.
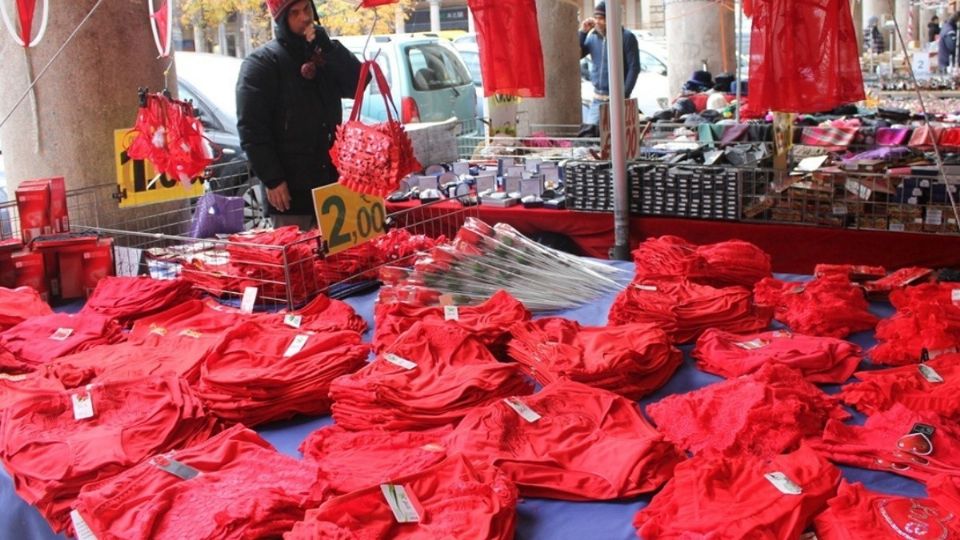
[267,182,292,212]
[581,18,596,33]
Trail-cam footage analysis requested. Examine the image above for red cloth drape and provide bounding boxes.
[16,0,36,46]
[467,0,545,98]
[745,0,865,115]
[360,0,398,7]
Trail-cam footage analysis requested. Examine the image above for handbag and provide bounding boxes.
[331,60,421,197]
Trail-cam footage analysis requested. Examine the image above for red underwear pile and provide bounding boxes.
[632,235,772,288]
[197,321,369,426]
[0,375,216,532]
[871,283,960,366]
[608,276,772,344]
[753,274,879,338]
[809,404,960,483]
[506,318,681,399]
[373,289,531,353]
[128,299,247,344]
[814,480,960,539]
[299,425,452,498]
[0,286,52,332]
[445,379,683,500]
[646,363,849,457]
[286,456,517,540]
[0,312,124,373]
[692,328,862,383]
[73,425,317,540]
[841,354,960,422]
[80,277,196,326]
[226,226,321,303]
[929,474,960,517]
[254,293,368,334]
[634,445,840,539]
[330,321,533,431]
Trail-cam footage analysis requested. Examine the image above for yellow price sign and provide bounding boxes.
[312,183,386,255]
[113,129,204,208]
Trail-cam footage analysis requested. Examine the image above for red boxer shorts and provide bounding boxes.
[197,321,369,426]
[373,289,531,353]
[331,321,533,431]
[128,299,248,344]
[810,404,960,484]
[0,286,52,332]
[929,475,960,517]
[254,293,368,334]
[871,283,960,366]
[634,445,840,539]
[608,276,772,344]
[81,276,195,326]
[507,318,682,399]
[841,354,960,422]
[632,235,772,288]
[814,480,960,540]
[0,375,216,532]
[285,455,517,540]
[74,424,317,540]
[754,275,879,338]
[0,312,124,373]
[646,363,849,457]
[445,379,683,500]
[693,328,862,383]
[299,425,452,498]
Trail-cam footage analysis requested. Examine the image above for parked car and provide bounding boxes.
[175,51,269,229]
[450,37,484,122]
[337,34,479,134]
[580,36,670,118]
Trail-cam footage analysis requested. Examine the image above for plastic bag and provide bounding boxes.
[189,192,244,238]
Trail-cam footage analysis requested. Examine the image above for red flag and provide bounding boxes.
[16,0,36,46]
[361,0,399,7]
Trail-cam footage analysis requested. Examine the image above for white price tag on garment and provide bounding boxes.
[443,305,459,321]
[634,284,658,292]
[50,327,74,341]
[0,373,27,382]
[283,334,310,358]
[381,484,421,523]
[952,289,960,305]
[72,386,95,421]
[179,329,202,339]
[764,472,803,495]
[919,364,945,384]
[284,314,303,329]
[70,509,98,540]
[240,286,258,314]
[735,339,768,350]
[384,353,418,370]
[503,397,541,423]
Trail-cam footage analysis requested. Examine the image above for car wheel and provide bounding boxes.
[242,184,272,230]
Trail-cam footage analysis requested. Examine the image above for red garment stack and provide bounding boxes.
[0,374,66,413]
[0,312,124,373]
[0,287,52,332]
[634,446,840,539]
[446,379,683,500]
[286,456,517,540]
[74,425,317,540]
[608,277,772,344]
[632,235,772,288]
[813,264,887,281]
[753,275,879,338]
[507,318,682,399]
[814,481,960,540]
[80,277,195,326]
[871,283,960,366]
[254,293,368,334]
[197,321,369,426]
[693,328,862,383]
[863,267,935,298]
[127,299,248,344]
[810,404,960,483]
[299,425,452,498]
[330,322,533,431]
[646,363,849,457]
[373,289,531,353]
[0,375,216,532]
[841,354,960,422]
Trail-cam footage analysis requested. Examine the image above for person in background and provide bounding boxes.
[578,1,641,136]
[939,13,959,71]
[929,14,941,43]
[236,0,362,230]
[866,16,885,54]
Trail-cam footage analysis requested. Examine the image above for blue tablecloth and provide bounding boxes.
[0,262,927,539]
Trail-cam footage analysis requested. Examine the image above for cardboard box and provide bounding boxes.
[15,184,51,242]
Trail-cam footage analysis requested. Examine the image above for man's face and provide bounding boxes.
[286,0,313,37]
[595,14,606,36]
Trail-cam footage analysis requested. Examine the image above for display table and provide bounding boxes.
[388,200,960,274]
[0,263,928,540]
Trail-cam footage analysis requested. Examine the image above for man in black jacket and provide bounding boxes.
[237,0,363,229]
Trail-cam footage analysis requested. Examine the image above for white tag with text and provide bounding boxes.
[765,472,803,495]
[381,484,420,523]
[283,334,310,358]
[919,364,945,384]
[384,353,418,370]
[443,305,459,321]
[70,509,98,540]
[72,387,95,421]
[50,328,74,341]
[503,397,541,423]
[284,314,302,329]
[240,286,258,314]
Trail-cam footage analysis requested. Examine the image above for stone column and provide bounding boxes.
[395,3,406,32]
[664,0,736,96]
[852,0,864,52]
[0,0,175,228]
[430,0,442,32]
[626,0,639,28]
[517,0,582,131]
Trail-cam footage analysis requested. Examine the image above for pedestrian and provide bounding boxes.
[578,0,641,136]
[236,0,363,230]
[929,14,941,43]
[866,16,885,54]
[939,13,959,71]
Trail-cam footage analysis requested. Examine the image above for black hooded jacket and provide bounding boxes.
[236,13,362,215]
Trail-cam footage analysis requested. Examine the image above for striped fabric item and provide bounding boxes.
[800,126,858,148]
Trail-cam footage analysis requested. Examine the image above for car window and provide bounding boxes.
[177,84,221,130]
[406,44,471,91]
[639,50,666,74]
[460,51,482,86]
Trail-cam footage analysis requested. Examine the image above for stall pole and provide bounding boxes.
[608,0,630,260]
[736,0,743,122]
